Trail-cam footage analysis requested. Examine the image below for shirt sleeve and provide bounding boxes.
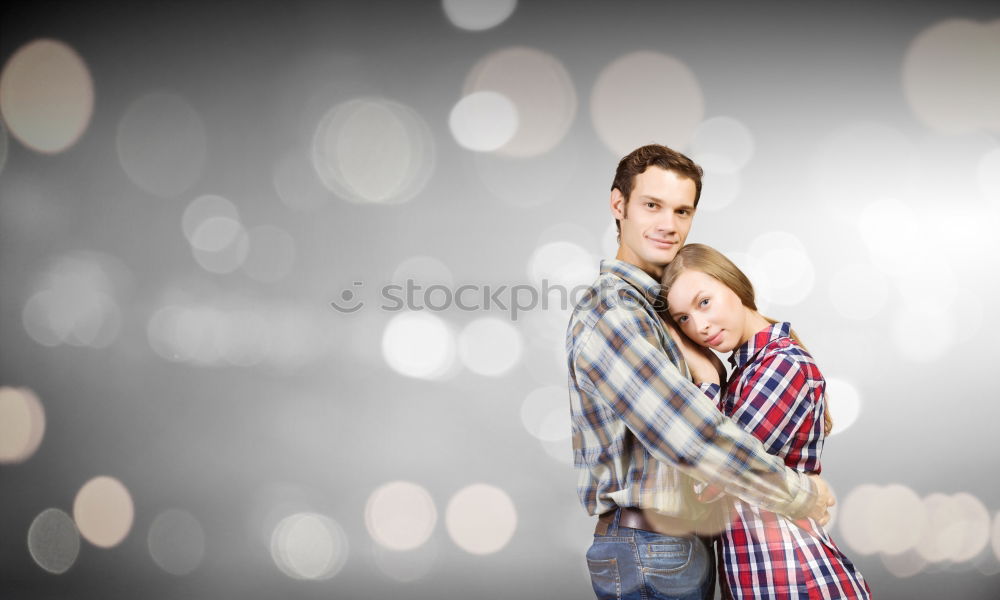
[700,382,722,404]
[730,350,819,461]
[573,291,816,519]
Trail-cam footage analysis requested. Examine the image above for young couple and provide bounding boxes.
[566,144,871,599]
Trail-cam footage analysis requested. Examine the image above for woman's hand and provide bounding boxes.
[665,321,725,386]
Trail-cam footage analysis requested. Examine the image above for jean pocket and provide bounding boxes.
[640,539,692,572]
[586,557,621,599]
[639,536,709,597]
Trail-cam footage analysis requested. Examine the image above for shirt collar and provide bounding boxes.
[601,258,665,309]
[600,259,665,308]
[729,321,792,369]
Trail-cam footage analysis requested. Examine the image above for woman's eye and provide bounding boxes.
[699,298,709,307]
[677,315,688,323]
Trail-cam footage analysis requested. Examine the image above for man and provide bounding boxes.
[566,144,834,600]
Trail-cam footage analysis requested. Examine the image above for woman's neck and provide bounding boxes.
[739,309,774,346]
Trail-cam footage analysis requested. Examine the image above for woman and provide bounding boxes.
[661,243,871,600]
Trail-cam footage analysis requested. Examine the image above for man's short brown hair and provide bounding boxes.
[612,144,703,239]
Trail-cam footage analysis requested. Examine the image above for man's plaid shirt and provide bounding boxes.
[565,259,816,519]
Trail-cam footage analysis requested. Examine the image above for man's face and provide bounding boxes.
[610,167,697,279]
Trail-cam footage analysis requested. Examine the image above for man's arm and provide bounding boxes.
[574,293,824,520]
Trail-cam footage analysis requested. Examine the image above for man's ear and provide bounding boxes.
[610,188,627,221]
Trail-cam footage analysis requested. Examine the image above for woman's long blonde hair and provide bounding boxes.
[662,244,833,436]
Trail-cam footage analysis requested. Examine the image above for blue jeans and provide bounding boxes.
[586,510,715,600]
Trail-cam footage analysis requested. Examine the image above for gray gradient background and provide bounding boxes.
[2,1,999,598]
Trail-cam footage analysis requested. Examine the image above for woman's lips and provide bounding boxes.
[704,332,723,346]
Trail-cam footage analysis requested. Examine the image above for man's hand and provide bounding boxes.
[806,474,836,526]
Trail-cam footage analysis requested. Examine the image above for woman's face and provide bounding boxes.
[665,269,755,353]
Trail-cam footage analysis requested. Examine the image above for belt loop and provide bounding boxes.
[609,506,621,536]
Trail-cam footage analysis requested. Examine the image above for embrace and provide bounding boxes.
[566,144,871,599]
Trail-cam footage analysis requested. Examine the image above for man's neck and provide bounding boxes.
[615,247,665,280]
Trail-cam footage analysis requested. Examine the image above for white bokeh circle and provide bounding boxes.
[442,0,517,31]
[445,484,517,555]
[449,91,519,152]
[365,481,437,551]
[457,317,523,376]
[592,52,703,156]
[381,312,456,380]
[464,47,575,157]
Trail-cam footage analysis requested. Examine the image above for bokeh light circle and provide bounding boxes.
[881,550,928,579]
[27,508,80,574]
[870,484,927,555]
[364,481,437,551]
[312,97,434,205]
[747,231,815,306]
[73,475,135,548]
[190,216,244,252]
[689,116,754,174]
[0,386,46,464]
[903,19,1000,133]
[0,38,94,153]
[190,218,250,274]
[521,385,571,442]
[464,47,576,157]
[117,92,208,198]
[381,312,456,380]
[591,51,703,156]
[916,493,966,562]
[696,169,741,211]
[270,512,349,580]
[457,317,523,376]
[182,194,240,243]
[449,91,518,152]
[148,509,206,576]
[22,251,125,349]
[838,484,882,555]
[946,493,992,563]
[527,241,596,290]
[442,0,517,31]
[445,483,517,555]
[824,377,861,437]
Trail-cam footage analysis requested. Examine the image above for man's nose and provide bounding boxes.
[655,213,676,233]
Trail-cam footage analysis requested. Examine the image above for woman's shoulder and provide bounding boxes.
[756,335,823,379]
